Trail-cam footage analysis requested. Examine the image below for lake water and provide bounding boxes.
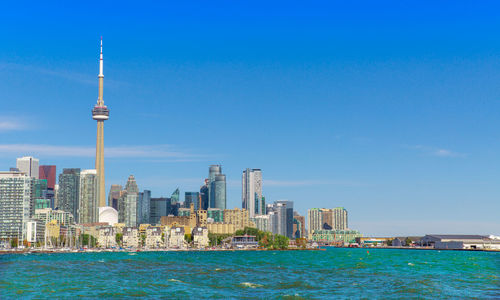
[0,248,498,298]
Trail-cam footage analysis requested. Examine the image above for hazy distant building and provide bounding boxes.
[16,156,39,179]
[0,171,33,240]
[57,168,80,223]
[78,169,99,224]
[137,190,151,225]
[124,175,139,227]
[242,168,263,218]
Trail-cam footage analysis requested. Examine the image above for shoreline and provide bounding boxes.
[1,246,498,255]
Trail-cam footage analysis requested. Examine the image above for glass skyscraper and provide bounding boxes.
[79,169,99,224]
[124,175,139,227]
[199,180,209,210]
[137,190,151,225]
[150,197,168,225]
[184,192,199,210]
[0,172,33,240]
[242,168,263,218]
[211,174,226,210]
[57,168,80,223]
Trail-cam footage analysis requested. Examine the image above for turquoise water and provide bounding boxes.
[0,248,498,299]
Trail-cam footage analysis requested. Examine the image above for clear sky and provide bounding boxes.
[0,1,499,236]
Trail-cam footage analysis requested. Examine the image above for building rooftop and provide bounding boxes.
[425,234,488,240]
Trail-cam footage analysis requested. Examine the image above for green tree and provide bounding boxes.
[273,234,289,250]
[81,234,96,248]
[115,233,123,246]
[184,233,193,243]
[386,239,393,246]
[140,234,146,247]
[405,238,412,246]
[10,238,18,248]
[296,238,307,249]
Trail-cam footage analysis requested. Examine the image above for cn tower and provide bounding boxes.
[92,38,109,208]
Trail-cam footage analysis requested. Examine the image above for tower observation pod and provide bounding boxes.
[92,37,109,208]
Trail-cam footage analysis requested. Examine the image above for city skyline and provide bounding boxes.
[1,2,500,236]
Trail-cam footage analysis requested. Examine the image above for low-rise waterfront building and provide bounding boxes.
[169,227,186,249]
[311,229,362,244]
[231,235,258,249]
[98,226,117,248]
[192,227,209,248]
[145,226,164,248]
[421,235,500,250]
[123,227,139,248]
[355,237,392,246]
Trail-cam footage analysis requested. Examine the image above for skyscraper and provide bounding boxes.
[16,156,39,179]
[150,197,169,225]
[79,169,99,224]
[0,171,33,240]
[107,184,123,210]
[199,179,209,210]
[307,207,349,238]
[212,174,226,210]
[267,200,294,238]
[332,207,348,230]
[92,38,110,208]
[39,165,56,208]
[242,168,263,218]
[307,208,322,238]
[57,168,80,223]
[39,165,56,189]
[137,190,151,225]
[208,165,226,210]
[171,188,180,205]
[185,192,199,210]
[124,175,139,227]
[208,165,221,207]
[293,212,306,239]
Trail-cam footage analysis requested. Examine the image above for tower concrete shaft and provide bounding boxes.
[92,38,109,208]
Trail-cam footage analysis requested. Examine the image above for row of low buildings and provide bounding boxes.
[356,235,500,250]
[94,225,210,249]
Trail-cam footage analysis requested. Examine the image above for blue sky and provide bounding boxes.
[0,1,499,236]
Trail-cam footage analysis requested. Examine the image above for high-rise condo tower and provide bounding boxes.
[92,38,109,208]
